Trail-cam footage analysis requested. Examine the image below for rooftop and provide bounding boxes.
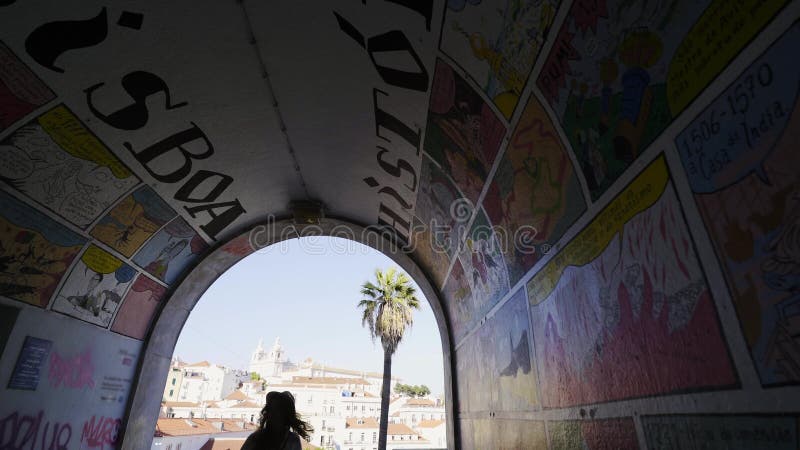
[224,390,249,401]
[345,417,379,429]
[155,418,257,437]
[416,419,445,428]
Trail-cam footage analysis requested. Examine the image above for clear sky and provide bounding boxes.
[172,236,446,395]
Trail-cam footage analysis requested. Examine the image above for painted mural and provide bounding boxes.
[50,245,135,328]
[642,415,799,449]
[442,259,474,343]
[527,156,737,407]
[413,156,471,289]
[0,105,140,229]
[133,217,207,285]
[0,189,86,308]
[455,289,539,413]
[0,41,54,132]
[486,288,539,410]
[537,0,788,200]
[457,208,510,317]
[111,274,166,340]
[439,0,560,119]
[473,418,547,449]
[483,93,586,283]
[424,59,506,204]
[90,186,176,258]
[677,22,800,386]
[548,418,639,449]
[0,306,140,449]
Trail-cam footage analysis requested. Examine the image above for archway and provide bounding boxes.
[1,1,799,449]
[122,219,457,449]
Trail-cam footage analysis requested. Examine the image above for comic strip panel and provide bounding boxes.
[676,22,800,386]
[456,208,510,318]
[424,60,506,204]
[537,0,788,201]
[0,41,55,133]
[528,156,737,407]
[483,93,586,284]
[412,156,471,289]
[133,217,207,285]
[90,186,176,258]
[439,0,561,119]
[0,105,140,228]
[111,274,166,340]
[642,415,799,450]
[51,245,136,327]
[0,189,86,308]
[548,418,639,449]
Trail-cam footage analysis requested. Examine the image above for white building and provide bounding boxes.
[163,340,446,448]
[177,361,239,402]
[390,398,446,427]
[249,337,296,382]
[415,419,447,448]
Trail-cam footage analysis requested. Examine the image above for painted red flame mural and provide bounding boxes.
[531,182,737,407]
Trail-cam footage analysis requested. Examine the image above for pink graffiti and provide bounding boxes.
[0,410,72,450]
[80,416,120,450]
[48,348,95,389]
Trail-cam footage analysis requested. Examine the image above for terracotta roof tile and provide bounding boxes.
[416,419,445,428]
[187,361,211,367]
[388,423,423,436]
[224,390,248,401]
[155,419,218,436]
[345,417,379,429]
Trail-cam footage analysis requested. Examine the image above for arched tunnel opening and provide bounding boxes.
[1,0,799,449]
[154,233,450,450]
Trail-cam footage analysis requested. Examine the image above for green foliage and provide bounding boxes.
[394,383,431,398]
[357,267,421,355]
[250,372,261,381]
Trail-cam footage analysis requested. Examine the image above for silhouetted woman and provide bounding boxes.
[242,391,313,450]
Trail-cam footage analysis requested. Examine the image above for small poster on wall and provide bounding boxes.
[7,336,52,391]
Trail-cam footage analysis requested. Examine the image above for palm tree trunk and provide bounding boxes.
[378,347,392,450]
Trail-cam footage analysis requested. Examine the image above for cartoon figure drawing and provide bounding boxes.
[66,272,122,317]
[52,245,135,327]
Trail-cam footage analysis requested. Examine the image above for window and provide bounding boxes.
[349,433,353,442]
[171,378,176,386]
[372,432,376,443]
[169,389,173,397]
[360,433,364,442]
[361,405,365,412]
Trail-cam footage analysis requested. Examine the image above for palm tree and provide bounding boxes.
[358,267,421,450]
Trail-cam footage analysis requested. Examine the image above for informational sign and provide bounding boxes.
[8,336,53,391]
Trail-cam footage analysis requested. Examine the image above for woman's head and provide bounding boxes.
[262,391,295,427]
[258,391,312,441]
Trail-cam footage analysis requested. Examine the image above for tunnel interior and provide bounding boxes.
[1,0,799,448]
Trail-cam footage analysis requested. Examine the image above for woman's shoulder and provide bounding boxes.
[286,431,302,450]
[241,429,268,450]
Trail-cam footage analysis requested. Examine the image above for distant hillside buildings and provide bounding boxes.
[154,338,446,450]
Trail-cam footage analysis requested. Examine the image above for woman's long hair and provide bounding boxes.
[258,391,313,442]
